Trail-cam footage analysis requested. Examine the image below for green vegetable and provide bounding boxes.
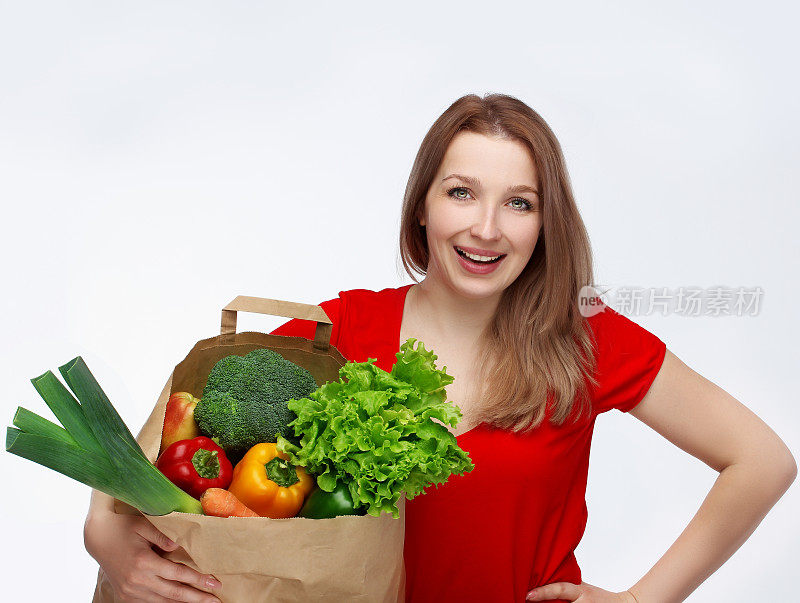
[194,348,318,461]
[277,338,475,519]
[5,357,202,515]
[299,482,366,519]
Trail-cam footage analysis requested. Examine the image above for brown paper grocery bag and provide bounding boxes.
[93,296,406,603]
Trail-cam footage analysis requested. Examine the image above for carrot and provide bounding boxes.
[200,488,260,518]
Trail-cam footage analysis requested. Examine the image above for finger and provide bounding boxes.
[155,557,222,594]
[127,595,176,603]
[134,520,179,552]
[527,581,581,601]
[150,576,222,603]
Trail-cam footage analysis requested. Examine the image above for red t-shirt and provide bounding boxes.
[270,284,667,602]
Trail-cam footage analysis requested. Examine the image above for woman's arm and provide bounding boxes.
[85,489,222,602]
[623,349,796,602]
[527,348,795,603]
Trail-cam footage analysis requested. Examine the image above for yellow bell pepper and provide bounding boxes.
[228,442,314,518]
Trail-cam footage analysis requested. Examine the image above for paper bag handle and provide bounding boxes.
[220,295,333,351]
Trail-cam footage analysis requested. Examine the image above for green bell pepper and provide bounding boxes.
[298,481,366,519]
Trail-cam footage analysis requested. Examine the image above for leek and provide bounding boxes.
[6,357,202,515]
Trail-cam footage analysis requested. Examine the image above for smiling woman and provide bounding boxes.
[400,103,599,435]
[81,93,796,603]
[421,133,543,291]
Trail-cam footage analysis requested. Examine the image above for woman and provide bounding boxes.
[84,93,796,602]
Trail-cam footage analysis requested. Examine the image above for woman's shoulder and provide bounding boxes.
[270,284,412,343]
[329,284,413,321]
[336,284,413,304]
[317,284,412,368]
[335,283,412,326]
[582,303,668,414]
[583,303,663,350]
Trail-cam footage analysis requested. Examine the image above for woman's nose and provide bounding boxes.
[470,205,501,241]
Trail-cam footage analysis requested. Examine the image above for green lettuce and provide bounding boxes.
[276,338,474,518]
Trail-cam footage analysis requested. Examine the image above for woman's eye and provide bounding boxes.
[447,187,534,211]
[447,186,471,200]
[509,198,533,211]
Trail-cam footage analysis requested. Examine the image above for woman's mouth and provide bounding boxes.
[454,246,507,274]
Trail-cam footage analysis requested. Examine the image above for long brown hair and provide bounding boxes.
[399,93,598,431]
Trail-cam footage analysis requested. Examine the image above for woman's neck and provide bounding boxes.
[411,276,501,342]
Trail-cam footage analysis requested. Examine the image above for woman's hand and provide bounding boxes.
[84,492,222,602]
[526,581,637,602]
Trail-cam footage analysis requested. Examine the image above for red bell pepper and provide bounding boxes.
[156,436,233,499]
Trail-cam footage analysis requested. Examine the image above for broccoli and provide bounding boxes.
[194,348,317,461]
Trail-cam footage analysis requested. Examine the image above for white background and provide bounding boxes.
[2,1,798,601]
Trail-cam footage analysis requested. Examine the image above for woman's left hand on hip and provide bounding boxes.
[526,581,637,602]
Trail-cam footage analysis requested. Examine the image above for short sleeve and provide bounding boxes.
[268,297,342,346]
[588,306,667,415]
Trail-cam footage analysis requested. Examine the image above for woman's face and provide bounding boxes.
[421,131,543,301]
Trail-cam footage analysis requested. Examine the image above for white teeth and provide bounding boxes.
[457,247,502,262]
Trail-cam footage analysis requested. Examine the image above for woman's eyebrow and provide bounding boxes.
[441,173,539,196]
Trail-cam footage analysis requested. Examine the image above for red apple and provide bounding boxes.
[161,392,201,452]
